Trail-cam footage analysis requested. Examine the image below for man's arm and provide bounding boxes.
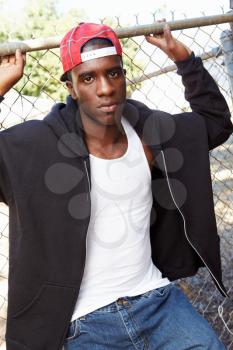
[145,24,233,150]
[0,49,25,203]
[175,53,233,149]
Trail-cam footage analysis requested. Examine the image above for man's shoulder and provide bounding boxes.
[126,98,204,124]
[124,99,207,146]
[125,98,152,114]
[0,119,55,151]
[125,98,172,121]
[0,119,49,139]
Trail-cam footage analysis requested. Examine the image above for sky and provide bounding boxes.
[3,0,231,21]
[58,0,229,20]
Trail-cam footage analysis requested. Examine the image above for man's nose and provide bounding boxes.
[96,76,115,96]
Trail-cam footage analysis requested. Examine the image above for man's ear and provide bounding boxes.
[65,81,78,99]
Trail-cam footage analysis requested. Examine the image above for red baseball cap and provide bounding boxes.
[60,22,122,81]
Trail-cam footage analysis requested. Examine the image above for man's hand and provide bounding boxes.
[0,49,26,96]
[145,23,192,62]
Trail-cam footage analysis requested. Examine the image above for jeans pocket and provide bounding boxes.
[64,319,81,342]
[151,283,171,297]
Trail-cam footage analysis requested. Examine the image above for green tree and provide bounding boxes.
[14,0,86,101]
[0,0,143,101]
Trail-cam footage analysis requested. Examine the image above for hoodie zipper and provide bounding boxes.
[76,159,91,298]
[84,159,91,194]
[83,156,91,242]
[160,150,228,298]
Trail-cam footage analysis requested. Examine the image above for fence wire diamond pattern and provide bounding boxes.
[0,9,233,350]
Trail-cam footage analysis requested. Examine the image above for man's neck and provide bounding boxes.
[81,115,127,159]
[81,115,124,146]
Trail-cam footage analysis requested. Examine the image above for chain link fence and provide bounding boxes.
[0,8,233,349]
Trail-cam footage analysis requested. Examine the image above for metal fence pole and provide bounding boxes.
[230,0,233,35]
[1,13,233,56]
[220,6,233,95]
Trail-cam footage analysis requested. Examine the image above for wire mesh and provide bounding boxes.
[0,8,233,350]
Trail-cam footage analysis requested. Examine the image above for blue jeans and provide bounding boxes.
[63,283,226,349]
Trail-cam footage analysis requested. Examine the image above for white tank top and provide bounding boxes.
[71,117,170,321]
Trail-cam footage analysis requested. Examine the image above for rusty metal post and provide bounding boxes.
[230,0,233,32]
[219,2,233,95]
[220,30,233,95]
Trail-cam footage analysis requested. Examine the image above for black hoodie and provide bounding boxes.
[0,53,232,349]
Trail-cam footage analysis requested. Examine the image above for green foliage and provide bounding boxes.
[0,0,143,101]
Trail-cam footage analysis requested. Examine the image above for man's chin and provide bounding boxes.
[95,110,123,126]
[98,114,121,126]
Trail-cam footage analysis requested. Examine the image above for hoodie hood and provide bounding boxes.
[43,95,162,159]
[44,96,89,158]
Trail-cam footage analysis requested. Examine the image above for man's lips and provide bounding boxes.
[98,104,118,113]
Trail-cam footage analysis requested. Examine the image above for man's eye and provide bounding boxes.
[83,76,94,83]
[109,70,121,78]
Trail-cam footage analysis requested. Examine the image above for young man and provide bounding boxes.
[0,22,232,350]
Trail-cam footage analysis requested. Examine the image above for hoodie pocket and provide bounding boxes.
[7,282,77,350]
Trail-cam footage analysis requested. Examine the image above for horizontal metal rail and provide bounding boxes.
[127,46,222,85]
[116,12,233,38]
[0,12,232,56]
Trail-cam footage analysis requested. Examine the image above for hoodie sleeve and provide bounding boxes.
[0,97,9,204]
[0,148,8,204]
[176,52,233,150]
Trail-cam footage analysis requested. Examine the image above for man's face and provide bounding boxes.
[67,48,126,127]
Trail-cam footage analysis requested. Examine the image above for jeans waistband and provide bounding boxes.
[71,284,172,324]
